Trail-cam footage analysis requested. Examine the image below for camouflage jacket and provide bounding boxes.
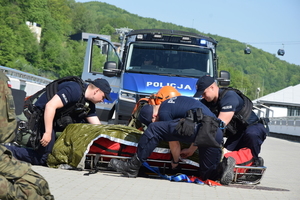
[0,145,54,199]
[0,71,16,143]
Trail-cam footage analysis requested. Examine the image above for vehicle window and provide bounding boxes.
[125,43,213,77]
[90,39,120,74]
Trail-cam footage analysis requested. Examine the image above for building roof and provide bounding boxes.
[253,84,300,107]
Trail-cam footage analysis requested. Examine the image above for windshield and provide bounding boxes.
[125,43,213,77]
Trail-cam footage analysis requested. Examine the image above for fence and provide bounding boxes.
[1,66,52,96]
[269,116,300,137]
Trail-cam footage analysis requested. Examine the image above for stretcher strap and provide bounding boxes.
[142,162,204,184]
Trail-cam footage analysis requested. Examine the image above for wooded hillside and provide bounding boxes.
[0,0,299,99]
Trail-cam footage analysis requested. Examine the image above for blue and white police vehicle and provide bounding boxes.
[81,29,230,123]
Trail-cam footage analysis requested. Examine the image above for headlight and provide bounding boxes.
[119,89,137,103]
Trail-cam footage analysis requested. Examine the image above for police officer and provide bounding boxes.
[5,78,112,166]
[193,75,268,161]
[109,96,236,185]
[0,71,16,143]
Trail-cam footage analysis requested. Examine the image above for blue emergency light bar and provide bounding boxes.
[130,30,216,48]
[200,39,207,46]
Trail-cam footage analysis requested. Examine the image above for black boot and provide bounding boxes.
[220,156,236,185]
[253,157,264,167]
[109,154,142,178]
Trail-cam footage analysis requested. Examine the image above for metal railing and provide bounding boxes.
[268,116,300,137]
[269,116,300,126]
[0,65,52,85]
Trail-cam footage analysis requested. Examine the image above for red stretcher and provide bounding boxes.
[85,136,266,185]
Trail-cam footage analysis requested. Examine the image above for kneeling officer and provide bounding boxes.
[109,96,236,184]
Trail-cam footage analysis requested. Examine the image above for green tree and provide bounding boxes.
[100,24,115,35]
[0,0,299,95]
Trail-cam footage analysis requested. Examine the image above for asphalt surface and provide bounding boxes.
[32,136,300,200]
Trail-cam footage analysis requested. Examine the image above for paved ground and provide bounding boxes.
[32,136,300,200]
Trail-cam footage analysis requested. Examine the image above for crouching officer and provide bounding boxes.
[5,77,112,166]
[109,96,236,185]
[194,75,268,164]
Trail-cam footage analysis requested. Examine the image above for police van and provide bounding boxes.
[81,29,230,123]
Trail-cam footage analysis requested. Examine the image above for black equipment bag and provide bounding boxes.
[175,108,203,137]
[175,108,221,148]
[193,115,221,148]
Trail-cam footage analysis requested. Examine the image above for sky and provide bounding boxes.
[76,0,300,66]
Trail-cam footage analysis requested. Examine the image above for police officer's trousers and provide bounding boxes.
[224,123,268,159]
[137,119,223,180]
[5,130,56,166]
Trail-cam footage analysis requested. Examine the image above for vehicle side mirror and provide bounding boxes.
[217,70,230,86]
[103,61,119,77]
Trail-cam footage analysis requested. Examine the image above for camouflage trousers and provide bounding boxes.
[0,145,54,200]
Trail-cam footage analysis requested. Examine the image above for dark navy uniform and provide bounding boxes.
[203,89,267,158]
[35,81,97,124]
[158,96,215,120]
[36,82,96,116]
[137,96,223,180]
[5,81,96,166]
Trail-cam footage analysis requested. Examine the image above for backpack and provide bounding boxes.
[127,97,156,130]
[17,76,87,149]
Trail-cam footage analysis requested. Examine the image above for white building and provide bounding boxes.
[253,84,300,137]
[26,21,42,43]
[253,84,300,118]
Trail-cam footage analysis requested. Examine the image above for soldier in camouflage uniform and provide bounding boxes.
[0,71,54,199]
[0,145,54,199]
[0,71,17,143]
